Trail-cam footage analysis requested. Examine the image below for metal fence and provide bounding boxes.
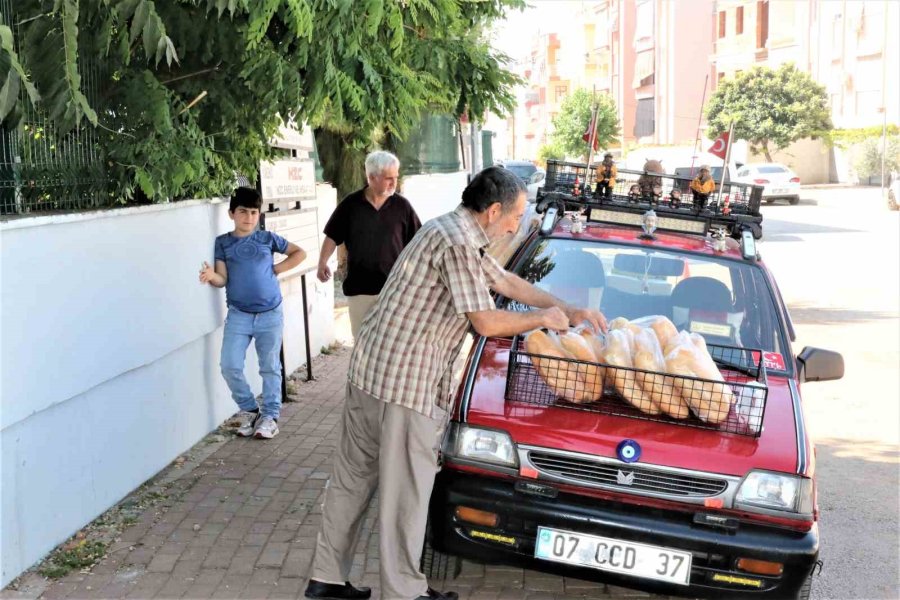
[1,2,110,216]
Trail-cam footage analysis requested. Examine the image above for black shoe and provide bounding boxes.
[415,588,458,600]
[304,580,372,599]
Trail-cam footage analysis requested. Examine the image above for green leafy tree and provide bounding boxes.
[547,88,618,161]
[706,63,832,162]
[1,0,522,204]
[537,139,566,165]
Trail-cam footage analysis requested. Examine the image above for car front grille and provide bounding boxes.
[528,450,728,497]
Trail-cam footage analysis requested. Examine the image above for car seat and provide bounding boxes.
[671,276,743,345]
[537,251,606,309]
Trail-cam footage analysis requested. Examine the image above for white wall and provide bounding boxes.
[401,171,468,223]
[0,190,335,586]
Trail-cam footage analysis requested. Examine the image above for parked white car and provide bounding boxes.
[525,168,545,202]
[733,163,801,205]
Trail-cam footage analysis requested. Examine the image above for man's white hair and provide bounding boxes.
[365,150,400,177]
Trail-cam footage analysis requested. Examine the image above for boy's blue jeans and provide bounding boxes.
[220,304,284,420]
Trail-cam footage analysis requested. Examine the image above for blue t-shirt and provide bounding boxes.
[214,230,289,313]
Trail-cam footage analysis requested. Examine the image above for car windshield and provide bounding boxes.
[510,238,790,371]
[757,165,787,174]
[505,164,537,180]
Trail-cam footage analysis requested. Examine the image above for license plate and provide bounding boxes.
[534,527,692,585]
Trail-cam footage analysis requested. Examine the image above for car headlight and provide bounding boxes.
[450,424,518,468]
[735,470,814,514]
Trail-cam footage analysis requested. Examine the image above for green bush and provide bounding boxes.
[851,136,900,184]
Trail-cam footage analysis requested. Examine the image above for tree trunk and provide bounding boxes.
[761,141,773,163]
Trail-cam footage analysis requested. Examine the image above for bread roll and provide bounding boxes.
[664,343,734,424]
[650,316,678,350]
[609,317,642,336]
[580,330,607,364]
[602,329,660,414]
[525,330,591,403]
[560,331,604,401]
[632,329,690,419]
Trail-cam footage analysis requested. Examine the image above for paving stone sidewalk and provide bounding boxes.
[3,346,665,600]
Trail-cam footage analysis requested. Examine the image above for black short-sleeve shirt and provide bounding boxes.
[323,188,422,296]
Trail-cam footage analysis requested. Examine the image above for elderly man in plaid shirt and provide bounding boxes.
[305,167,608,600]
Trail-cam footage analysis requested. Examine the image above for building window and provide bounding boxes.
[756,1,769,48]
[555,86,568,102]
[736,6,744,34]
[634,97,655,137]
[718,11,727,38]
[718,72,726,83]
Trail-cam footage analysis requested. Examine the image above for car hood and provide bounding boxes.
[460,337,802,478]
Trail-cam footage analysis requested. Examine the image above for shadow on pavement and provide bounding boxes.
[812,438,900,600]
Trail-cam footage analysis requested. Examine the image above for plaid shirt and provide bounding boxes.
[349,205,506,418]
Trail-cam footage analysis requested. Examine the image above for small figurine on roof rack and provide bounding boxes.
[669,188,683,208]
[638,159,665,204]
[639,209,658,240]
[594,152,617,199]
[628,183,642,202]
[710,226,729,252]
[690,164,715,211]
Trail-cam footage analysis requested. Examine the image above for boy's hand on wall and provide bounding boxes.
[199,261,215,284]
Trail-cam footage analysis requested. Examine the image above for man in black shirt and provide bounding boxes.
[318,151,422,339]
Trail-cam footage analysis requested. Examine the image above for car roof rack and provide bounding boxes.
[536,159,764,242]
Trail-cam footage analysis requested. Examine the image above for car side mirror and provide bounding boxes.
[797,347,844,383]
[531,172,545,184]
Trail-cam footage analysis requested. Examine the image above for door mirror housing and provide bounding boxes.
[797,347,844,383]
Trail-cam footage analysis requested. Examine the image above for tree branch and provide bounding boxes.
[161,65,220,85]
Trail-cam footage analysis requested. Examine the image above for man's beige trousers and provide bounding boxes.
[347,294,379,340]
[309,383,445,600]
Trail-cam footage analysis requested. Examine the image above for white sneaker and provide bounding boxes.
[254,416,279,439]
[235,410,260,437]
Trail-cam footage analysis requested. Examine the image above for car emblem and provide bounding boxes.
[616,470,635,486]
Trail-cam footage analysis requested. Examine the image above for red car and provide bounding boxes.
[423,175,844,599]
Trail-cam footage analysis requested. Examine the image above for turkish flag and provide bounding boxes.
[582,111,599,151]
[708,131,730,159]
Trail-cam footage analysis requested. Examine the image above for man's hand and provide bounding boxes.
[317,263,332,283]
[537,307,569,333]
[199,261,215,284]
[564,307,608,333]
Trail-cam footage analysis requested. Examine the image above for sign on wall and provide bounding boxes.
[260,157,320,276]
[260,158,316,202]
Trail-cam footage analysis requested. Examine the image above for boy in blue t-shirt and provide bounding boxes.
[200,188,306,439]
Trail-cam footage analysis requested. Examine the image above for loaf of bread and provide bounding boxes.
[602,329,660,414]
[632,329,691,419]
[649,316,678,350]
[664,339,734,424]
[609,317,643,336]
[525,330,591,403]
[560,331,604,401]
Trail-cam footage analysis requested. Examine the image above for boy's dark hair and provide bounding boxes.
[230,187,262,212]
[461,166,525,213]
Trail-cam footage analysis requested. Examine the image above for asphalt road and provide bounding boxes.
[758,186,900,600]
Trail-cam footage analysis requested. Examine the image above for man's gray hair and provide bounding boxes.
[365,151,400,176]
[461,166,526,213]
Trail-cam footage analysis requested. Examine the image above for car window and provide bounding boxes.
[510,238,789,369]
[758,165,787,174]
[504,164,537,180]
